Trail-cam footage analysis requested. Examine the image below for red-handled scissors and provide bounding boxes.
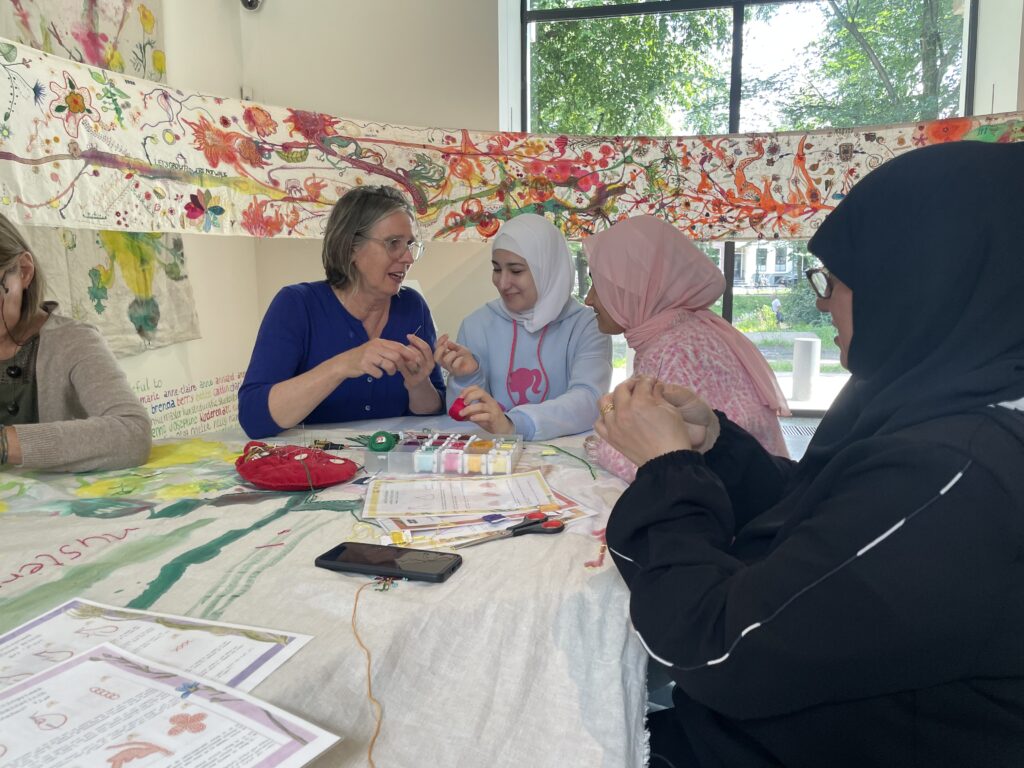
[454,512,565,549]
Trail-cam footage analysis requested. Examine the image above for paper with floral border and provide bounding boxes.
[0,642,338,767]
[0,597,310,694]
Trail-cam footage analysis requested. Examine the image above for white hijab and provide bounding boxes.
[491,213,573,333]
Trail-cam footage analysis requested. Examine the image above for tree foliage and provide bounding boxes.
[530,1,965,136]
[771,0,965,130]
[529,10,732,136]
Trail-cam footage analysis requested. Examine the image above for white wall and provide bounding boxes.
[117,0,258,438]
[237,0,500,340]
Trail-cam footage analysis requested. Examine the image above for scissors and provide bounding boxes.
[454,512,565,549]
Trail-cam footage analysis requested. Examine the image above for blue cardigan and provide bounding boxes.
[238,281,444,438]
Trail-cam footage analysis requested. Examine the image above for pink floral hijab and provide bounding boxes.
[584,215,789,414]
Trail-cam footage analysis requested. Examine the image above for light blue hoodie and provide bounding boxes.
[449,297,611,440]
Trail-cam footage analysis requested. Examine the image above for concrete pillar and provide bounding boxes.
[792,337,821,401]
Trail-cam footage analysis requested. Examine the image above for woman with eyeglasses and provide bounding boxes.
[0,213,151,471]
[435,213,611,439]
[239,186,444,438]
[596,142,1024,767]
[581,214,789,482]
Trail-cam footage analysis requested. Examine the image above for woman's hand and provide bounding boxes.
[655,382,719,453]
[338,338,417,380]
[434,334,479,378]
[398,333,436,389]
[594,377,692,467]
[456,385,515,434]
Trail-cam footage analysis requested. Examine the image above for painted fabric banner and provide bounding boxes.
[23,224,200,356]
[0,37,1021,242]
[0,2,199,359]
[0,0,165,81]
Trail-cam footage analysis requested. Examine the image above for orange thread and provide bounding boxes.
[584,528,608,568]
[352,579,387,767]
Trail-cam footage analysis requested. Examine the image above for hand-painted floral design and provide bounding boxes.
[3,38,1024,243]
[175,681,200,698]
[241,199,285,237]
[48,72,97,138]
[926,117,974,143]
[152,49,166,76]
[243,106,278,138]
[168,712,207,736]
[184,115,239,168]
[138,4,157,35]
[284,109,339,143]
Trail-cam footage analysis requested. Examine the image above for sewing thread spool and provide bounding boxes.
[368,431,398,452]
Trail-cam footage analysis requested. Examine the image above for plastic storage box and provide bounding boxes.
[363,432,523,475]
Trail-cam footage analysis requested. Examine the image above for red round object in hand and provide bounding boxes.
[448,396,469,421]
[235,441,358,491]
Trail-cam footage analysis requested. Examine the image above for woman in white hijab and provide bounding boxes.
[434,213,612,440]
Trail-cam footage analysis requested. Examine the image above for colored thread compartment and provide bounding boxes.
[363,431,523,475]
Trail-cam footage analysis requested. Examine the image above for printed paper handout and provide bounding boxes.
[0,643,338,767]
[362,470,559,518]
[0,599,310,693]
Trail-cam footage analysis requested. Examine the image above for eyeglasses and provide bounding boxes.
[805,267,833,299]
[357,235,424,262]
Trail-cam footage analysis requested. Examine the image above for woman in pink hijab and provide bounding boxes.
[583,215,789,481]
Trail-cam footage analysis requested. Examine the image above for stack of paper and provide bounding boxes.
[359,469,596,549]
[0,599,338,766]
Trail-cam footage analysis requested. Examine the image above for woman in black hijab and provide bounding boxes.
[596,141,1024,768]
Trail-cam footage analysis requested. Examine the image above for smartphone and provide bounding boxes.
[314,541,462,583]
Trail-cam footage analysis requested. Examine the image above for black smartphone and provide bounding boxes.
[314,541,463,583]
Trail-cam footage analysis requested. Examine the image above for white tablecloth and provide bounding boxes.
[0,416,648,767]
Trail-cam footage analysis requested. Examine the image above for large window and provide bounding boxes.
[523,0,976,408]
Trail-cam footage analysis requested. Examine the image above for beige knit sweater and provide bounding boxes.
[11,312,152,471]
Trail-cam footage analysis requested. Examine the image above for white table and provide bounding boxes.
[0,416,648,767]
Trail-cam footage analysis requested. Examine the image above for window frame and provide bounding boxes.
[519,0,979,321]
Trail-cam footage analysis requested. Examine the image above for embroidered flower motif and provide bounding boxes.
[168,712,207,736]
[0,123,10,142]
[243,106,277,138]
[175,681,200,698]
[184,189,225,232]
[48,72,97,138]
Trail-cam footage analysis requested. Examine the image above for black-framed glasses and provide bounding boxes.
[358,235,425,261]
[805,267,833,299]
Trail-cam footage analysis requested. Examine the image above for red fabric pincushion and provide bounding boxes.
[235,441,358,491]
[448,396,469,421]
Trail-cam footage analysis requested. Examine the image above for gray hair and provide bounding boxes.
[0,213,46,336]
[322,186,415,289]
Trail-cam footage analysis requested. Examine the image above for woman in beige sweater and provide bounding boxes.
[0,214,151,471]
